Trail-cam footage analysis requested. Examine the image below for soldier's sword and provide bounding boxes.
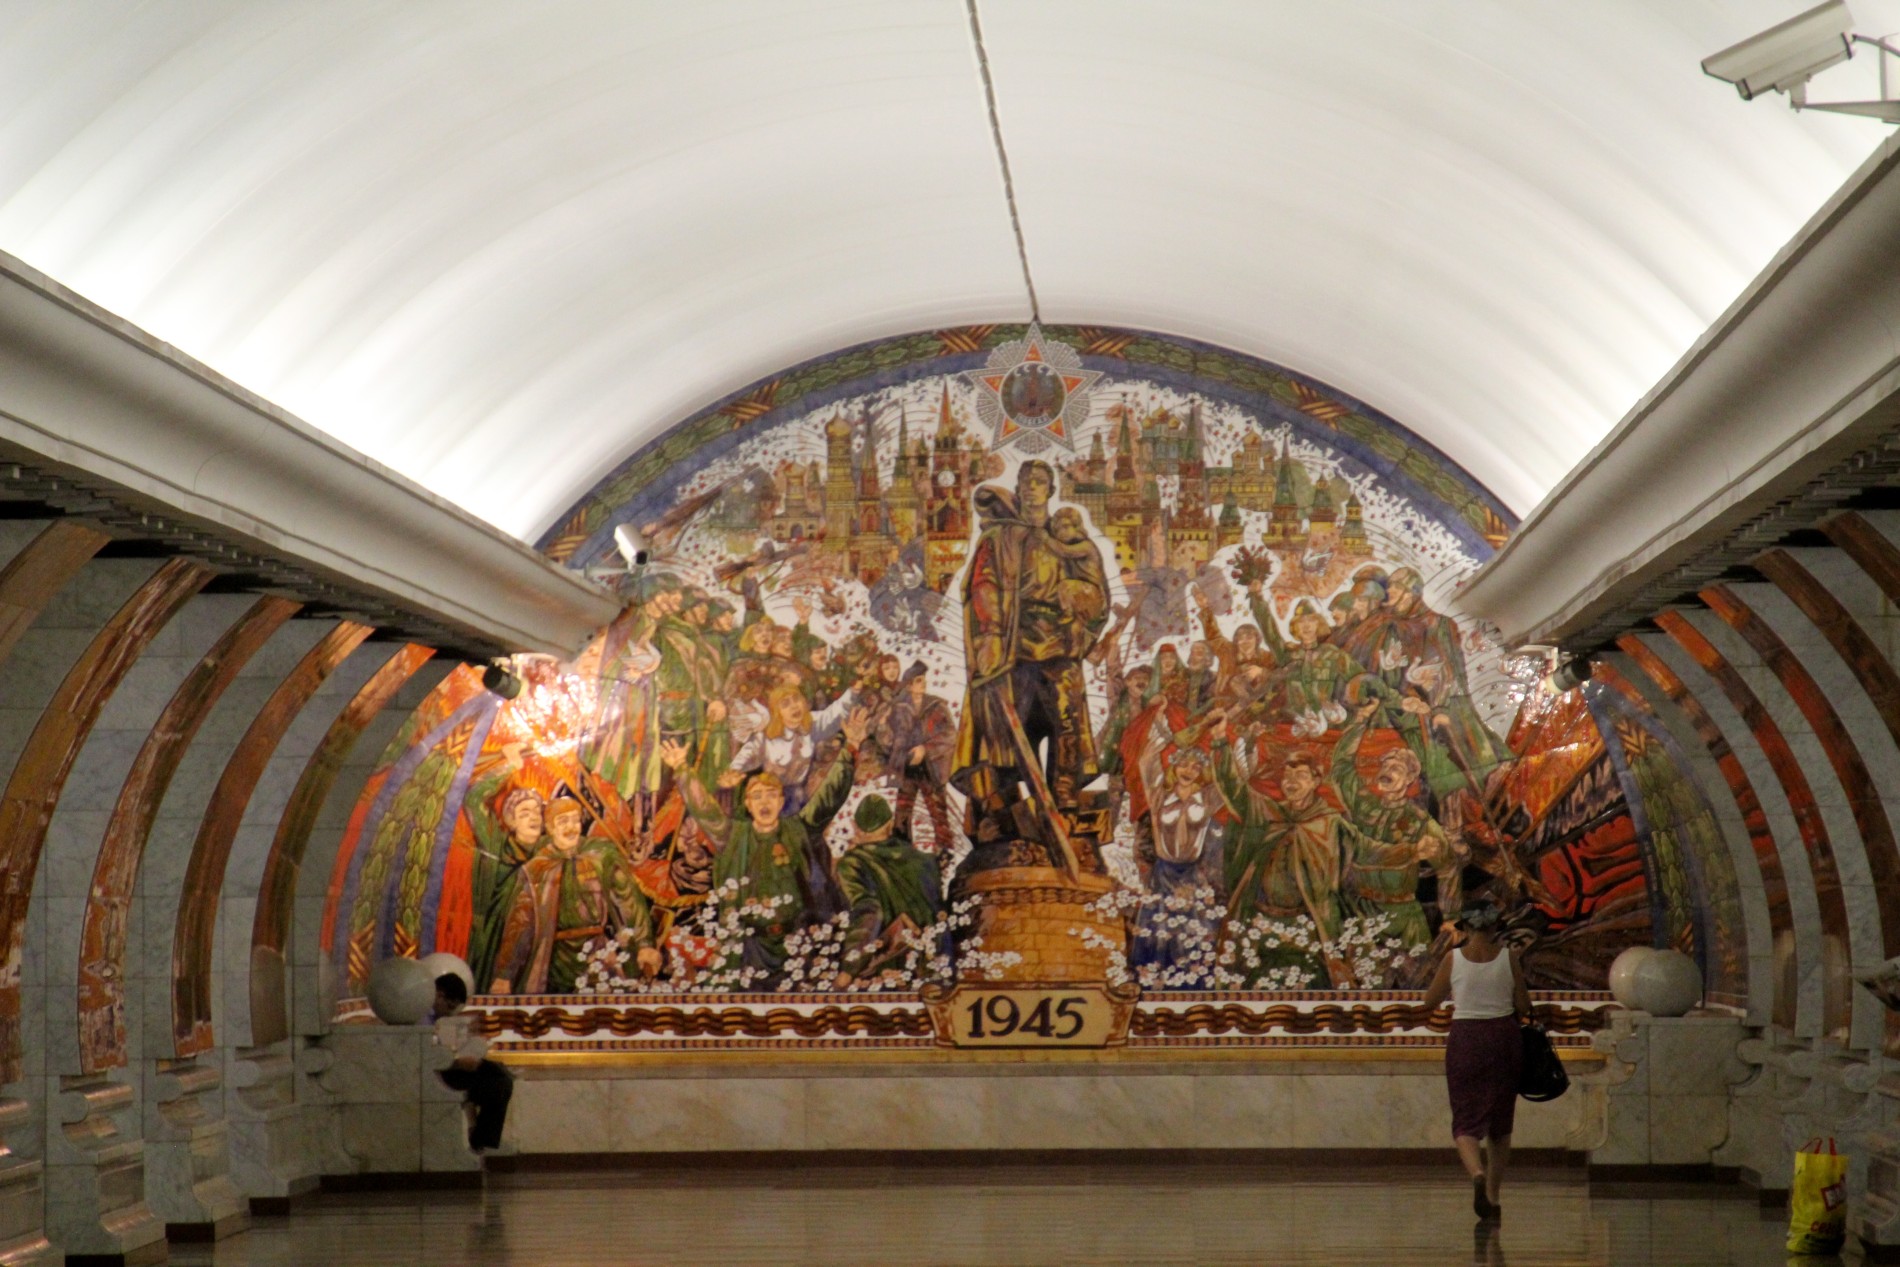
[995,691,1083,881]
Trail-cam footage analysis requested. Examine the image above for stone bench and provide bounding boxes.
[319,1027,483,1177]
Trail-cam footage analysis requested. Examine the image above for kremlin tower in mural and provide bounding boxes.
[1060,394,1372,574]
[749,385,987,592]
[738,386,1371,591]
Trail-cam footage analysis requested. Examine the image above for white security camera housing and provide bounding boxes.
[1703,0,1853,99]
[1541,657,1593,695]
[612,522,649,568]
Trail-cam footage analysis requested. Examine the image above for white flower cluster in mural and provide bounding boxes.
[1066,889,1422,993]
[571,882,1023,995]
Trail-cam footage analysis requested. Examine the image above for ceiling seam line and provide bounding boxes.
[964,0,1040,323]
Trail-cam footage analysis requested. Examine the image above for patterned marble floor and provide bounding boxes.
[170,1160,1806,1266]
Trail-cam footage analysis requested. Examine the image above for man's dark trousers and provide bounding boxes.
[439,1060,513,1150]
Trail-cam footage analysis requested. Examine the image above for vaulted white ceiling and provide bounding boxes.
[0,1,1892,540]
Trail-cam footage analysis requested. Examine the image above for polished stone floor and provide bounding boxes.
[171,1160,1813,1266]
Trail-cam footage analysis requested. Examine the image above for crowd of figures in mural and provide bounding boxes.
[323,328,1739,1012]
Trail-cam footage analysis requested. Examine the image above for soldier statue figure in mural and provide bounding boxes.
[949,459,1113,877]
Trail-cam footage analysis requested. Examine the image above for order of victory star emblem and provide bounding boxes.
[962,325,1101,456]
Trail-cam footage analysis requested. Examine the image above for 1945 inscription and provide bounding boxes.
[926,983,1130,1048]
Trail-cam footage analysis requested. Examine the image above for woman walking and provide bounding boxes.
[1422,902,1531,1220]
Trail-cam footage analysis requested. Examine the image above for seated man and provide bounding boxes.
[432,974,512,1154]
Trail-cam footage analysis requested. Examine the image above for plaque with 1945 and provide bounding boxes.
[921,982,1138,1049]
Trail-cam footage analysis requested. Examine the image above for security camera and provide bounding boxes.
[481,662,522,700]
[613,522,649,569]
[1541,657,1593,695]
[1703,0,1853,100]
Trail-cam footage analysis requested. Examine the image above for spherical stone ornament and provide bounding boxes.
[365,955,436,1025]
[1630,948,1703,1017]
[1608,945,1656,1009]
[418,951,475,999]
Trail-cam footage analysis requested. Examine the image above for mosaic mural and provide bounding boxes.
[320,325,1739,1053]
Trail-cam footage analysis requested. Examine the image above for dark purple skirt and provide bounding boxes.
[1445,1016,1523,1141]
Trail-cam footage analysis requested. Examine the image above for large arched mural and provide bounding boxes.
[320,325,1741,1055]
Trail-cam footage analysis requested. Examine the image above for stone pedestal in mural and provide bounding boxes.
[43,1072,165,1265]
[952,867,1127,984]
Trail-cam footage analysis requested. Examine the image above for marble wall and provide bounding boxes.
[493,1060,1600,1156]
[314,1023,1605,1162]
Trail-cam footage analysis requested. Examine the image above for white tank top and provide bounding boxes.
[1450,948,1517,1020]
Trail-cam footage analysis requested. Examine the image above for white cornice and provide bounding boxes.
[1459,131,1900,649]
[0,250,617,657]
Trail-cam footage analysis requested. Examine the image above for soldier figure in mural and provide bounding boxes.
[949,460,1112,875]
[465,784,546,990]
[835,794,944,988]
[491,796,660,994]
[1342,566,1508,808]
[1214,737,1353,988]
[660,707,871,986]
[1333,702,1459,953]
[1251,587,1367,728]
[876,661,958,851]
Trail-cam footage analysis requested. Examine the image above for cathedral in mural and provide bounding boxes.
[320,325,1741,1054]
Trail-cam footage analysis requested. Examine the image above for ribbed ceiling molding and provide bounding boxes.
[1461,131,1900,651]
[0,2,1891,538]
[0,251,617,658]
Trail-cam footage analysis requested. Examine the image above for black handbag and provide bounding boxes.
[1518,1021,1569,1101]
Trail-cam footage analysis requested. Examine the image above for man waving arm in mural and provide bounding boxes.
[660,738,731,848]
[1245,578,1290,664]
[1332,702,1448,952]
[800,705,872,834]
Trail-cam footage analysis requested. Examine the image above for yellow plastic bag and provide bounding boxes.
[1786,1136,1847,1254]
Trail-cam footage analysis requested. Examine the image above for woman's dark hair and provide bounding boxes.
[1456,902,1503,933]
[435,973,469,1005]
